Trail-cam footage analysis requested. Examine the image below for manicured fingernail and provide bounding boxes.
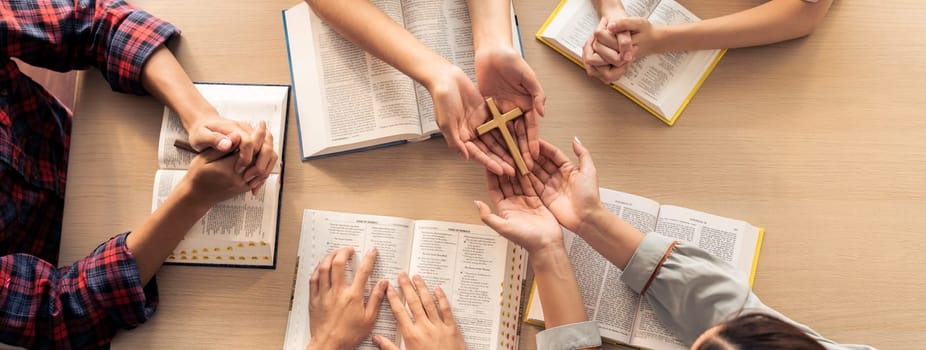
[574,136,582,145]
[218,138,232,150]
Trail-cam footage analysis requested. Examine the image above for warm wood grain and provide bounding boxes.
[61,0,926,349]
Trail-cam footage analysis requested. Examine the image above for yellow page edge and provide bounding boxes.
[749,227,765,287]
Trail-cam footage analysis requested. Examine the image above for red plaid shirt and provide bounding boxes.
[0,0,178,348]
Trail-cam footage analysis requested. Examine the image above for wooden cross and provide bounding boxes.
[476,97,529,175]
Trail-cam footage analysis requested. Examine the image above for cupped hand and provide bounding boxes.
[374,273,465,350]
[475,46,545,159]
[430,65,519,176]
[308,247,388,350]
[529,138,603,234]
[475,170,563,254]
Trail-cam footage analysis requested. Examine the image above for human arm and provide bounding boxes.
[306,0,516,175]
[306,247,387,350]
[468,0,545,159]
[475,171,600,349]
[374,273,465,350]
[531,140,872,349]
[141,47,278,193]
[607,0,833,59]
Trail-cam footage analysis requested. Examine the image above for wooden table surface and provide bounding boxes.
[60,0,926,348]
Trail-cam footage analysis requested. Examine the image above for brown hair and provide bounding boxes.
[694,313,826,350]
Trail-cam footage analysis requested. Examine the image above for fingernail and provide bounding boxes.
[474,201,481,210]
[237,166,246,174]
[372,335,381,345]
[574,136,582,145]
[369,246,378,255]
[245,174,257,182]
[218,138,232,150]
[413,275,422,282]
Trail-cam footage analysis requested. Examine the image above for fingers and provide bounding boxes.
[518,173,538,197]
[510,175,524,196]
[190,130,234,153]
[366,279,388,320]
[235,121,262,174]
[398,272,429,324]
[444,127,470,161]
[466,142,510,176]
[539,139,571,168]
[592,39,623,68]
[484,170,504,205]
[309,259,321,304]
[330,246,355,289]
[411,275,440,322]
[477,133,517,168]
[385,281,413,327]
[616,30,634,62]
[475,200,507,232]
[512,119,533,171]
[373,335,400,350]
[607,17,649,34]
[498,172,516,198]
[434,286,457,326]
[316,250,336,292]
[244,126,277,194]
[525,109,541,159]
[196,148,235,163]
[572,137,597,175]
[352,247,378,292]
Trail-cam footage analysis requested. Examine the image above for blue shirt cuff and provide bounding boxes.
[536,321,602,350]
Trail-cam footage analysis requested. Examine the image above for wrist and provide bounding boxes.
[575,204,611,237]
[171,179,213,217]
[529,243,570,273]
[423,63,464,94]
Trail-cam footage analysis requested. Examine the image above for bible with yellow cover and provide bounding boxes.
[524,187,764,350]
[536,0,725,125]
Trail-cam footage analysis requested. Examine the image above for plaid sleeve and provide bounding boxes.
[0,233,158,349]
[0,0,179,94]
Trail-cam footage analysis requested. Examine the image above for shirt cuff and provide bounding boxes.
[85,232,159,329]
[103,6,180,95]
[620,233,676,294]
[536,321,602,350]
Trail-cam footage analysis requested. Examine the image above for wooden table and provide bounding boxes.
[61,0,926,348]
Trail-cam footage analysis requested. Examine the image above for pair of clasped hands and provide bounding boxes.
[307,137,604,350]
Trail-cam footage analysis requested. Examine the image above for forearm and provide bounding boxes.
[577,207,644,270]
[141,45,218,131]
[531,245,587,328]
[306,0,452,89]
[467,0,512,51]
[654,0,832,53]
[125,181,211,284]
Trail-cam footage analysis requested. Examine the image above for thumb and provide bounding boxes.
[475,201,507,232]
[373,335,400,350]
[190,130,234,152]
[572,137,597,175]
[607,17,648,34]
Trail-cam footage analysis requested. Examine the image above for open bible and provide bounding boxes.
[283,210,526,350]
[537,0,725,125]
[151,83,289,268]
[282,0,522,159]
[525,188,763,349]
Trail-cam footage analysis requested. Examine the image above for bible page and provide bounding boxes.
[630,205,760,349]
[284,2,423,159]
[158,83,288,172]
[617,0,722,119]
[152,170,279,266]
[408,221,509,350]
[297,210,418,349]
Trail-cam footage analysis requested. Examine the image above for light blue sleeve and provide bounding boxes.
[620,233,875,350]
[535,321,602,350]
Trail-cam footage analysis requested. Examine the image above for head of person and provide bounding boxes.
[692,313,826,350]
